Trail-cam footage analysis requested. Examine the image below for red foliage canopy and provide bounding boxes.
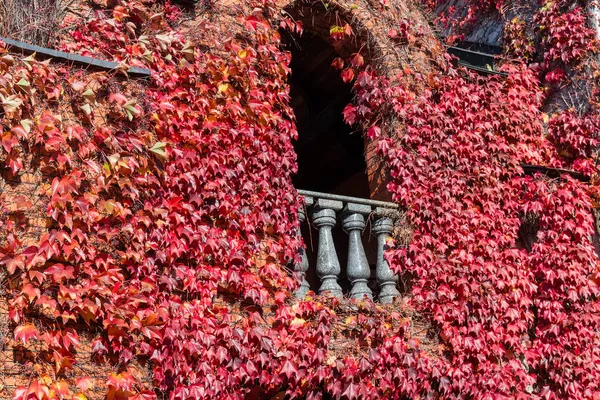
[0,0,598,399]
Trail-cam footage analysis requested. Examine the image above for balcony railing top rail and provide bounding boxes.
[297,189,398,211]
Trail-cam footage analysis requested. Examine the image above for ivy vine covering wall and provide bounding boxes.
[0,0,597,399]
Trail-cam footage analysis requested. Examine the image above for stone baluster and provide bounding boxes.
[312,199,343,298]
[373,212,401,304]
[342,204,373,300]
[294,200,312,298]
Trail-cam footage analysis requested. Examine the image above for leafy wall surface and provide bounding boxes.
[0,0,598,399]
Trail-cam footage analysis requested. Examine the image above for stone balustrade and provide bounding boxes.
[295,190,401,303]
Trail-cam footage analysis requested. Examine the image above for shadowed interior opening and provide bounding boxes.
[282,29,370,198]
[282,26,378,295]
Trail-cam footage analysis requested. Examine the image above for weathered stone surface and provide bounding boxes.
[312,207,343,297]
[342,211,372,300]
[373,217,401,304]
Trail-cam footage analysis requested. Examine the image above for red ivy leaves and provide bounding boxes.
[1,0,600,399]
[345,9,600,399]
[548,109,600,175]
[535,2,597,66]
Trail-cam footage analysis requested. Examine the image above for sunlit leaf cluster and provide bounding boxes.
[0,0,598,399]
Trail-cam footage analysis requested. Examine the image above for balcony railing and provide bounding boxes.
[295,190,401,304]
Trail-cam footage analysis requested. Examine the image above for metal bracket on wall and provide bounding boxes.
[0,36,151,78]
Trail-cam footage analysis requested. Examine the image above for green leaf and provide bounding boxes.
[149,142,167,158]
[82,88,96,103]
[16,78,31,94]
[123,100,139,121]
[16,78,30,88]
[22,53,36,69]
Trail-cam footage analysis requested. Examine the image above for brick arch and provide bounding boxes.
[273,0,441,201]
[276,0,418,72]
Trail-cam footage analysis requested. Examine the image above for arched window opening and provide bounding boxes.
[281,13,402,303]
[282,29,370,198]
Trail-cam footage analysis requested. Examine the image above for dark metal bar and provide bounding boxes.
[297,189,398,210]
[520,164,590,182]
[452,41,503,56]
[0,36,151,78]
[456,60,508,77]
[447,45,508,77]
[447,45,498,59]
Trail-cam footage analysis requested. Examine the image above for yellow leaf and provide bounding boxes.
[290,317,306,328]
[542,113,549,123]
[82,88,95,103]
[218,83,230,94]
[1,95,23,113]
[149,142,167,158]
[330,25,344,34]
[20,119,33,134]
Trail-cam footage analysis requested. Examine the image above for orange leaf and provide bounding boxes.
[350,53,364,68]
[341,68,355,83]
[21,283,40,303]
[26,379,49,400]
[51,380,70,397]
[1,131,18,152]
[15,323,38,344]
[113,6,129,20]
[14,195,33,210]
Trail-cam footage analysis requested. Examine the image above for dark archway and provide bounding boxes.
[281,29,370,198]
[281,23,378,295]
